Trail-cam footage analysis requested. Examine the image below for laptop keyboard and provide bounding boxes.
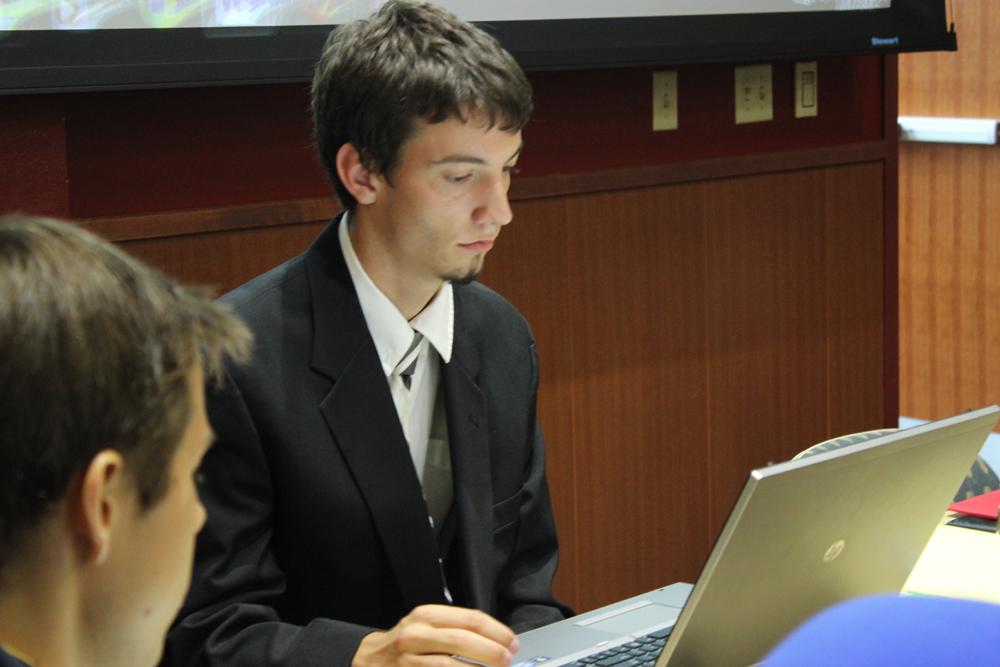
[564,627,673,667]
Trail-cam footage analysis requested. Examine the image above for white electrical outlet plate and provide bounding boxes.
[734,64,773,125]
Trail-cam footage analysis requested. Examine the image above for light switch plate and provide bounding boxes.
[652,70,678,131]
[795,61,819,118]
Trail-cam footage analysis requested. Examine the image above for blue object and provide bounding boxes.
[764,594,1000,666]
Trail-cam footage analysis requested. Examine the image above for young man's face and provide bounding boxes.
[89,365,212,667]
[368,113,522,287]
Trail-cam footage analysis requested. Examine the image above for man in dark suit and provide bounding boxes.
[165,2,571,666]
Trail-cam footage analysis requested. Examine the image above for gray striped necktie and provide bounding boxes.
[397,331,423,390]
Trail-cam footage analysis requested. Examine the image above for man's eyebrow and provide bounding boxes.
[431,144,523,166]
[431,155,485,165]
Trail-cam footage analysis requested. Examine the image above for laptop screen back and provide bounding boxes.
[657,406,999,667]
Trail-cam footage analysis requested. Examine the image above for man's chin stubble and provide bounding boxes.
[445,258,484,286]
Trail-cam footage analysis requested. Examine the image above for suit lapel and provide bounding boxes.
[306,218,448,608]
[444,317,494,611]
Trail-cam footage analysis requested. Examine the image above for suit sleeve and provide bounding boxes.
[495,342,575,631]
[163,371,374,667]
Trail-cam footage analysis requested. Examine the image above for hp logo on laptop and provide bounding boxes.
[823,539,846,563]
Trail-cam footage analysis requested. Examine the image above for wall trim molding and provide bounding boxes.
[83,140,888,242]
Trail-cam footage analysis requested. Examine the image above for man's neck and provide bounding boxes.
[0,532,91,667]
[348,213,441,320]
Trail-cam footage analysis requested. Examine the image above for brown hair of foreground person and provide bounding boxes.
[0,214,251,667]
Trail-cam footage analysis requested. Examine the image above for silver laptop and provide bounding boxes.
[514,406,1000,667]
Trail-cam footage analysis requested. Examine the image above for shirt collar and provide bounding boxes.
[338,213,454,375]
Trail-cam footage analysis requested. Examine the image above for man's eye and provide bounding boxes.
[447,173,473,184]
[504,165,521,177]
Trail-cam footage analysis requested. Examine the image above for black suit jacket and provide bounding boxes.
[164,216,570,666]
[0,648,29,667]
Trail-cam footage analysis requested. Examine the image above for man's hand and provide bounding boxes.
[353,605,520,667]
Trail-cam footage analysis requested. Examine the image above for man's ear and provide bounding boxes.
[336,143,380,206]
[71,450,127,565]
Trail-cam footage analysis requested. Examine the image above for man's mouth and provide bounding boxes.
[459,239,495,252]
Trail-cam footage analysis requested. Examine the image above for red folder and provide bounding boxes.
[948,488,1000,520]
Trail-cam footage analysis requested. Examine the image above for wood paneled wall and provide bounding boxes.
[482,162,886,611]
[898,1,1000,421]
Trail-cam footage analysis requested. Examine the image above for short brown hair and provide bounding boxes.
[0,215,251,565]
[311,0,532,209]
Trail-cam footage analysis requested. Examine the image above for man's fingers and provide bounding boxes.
[407,605,518,650]
[394,655,498,667]
[394,624,514,667]
[353,606,519,667]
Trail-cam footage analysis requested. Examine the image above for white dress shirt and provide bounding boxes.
[338,214,454,535]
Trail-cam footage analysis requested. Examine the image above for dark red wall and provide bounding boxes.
[1,56,883,219]
[1,95,71,218]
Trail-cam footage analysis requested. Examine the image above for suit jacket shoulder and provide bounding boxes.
[220,252,311,348]
[451,281,536,385]
[0,647,30,667]
[454,281,532,338]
